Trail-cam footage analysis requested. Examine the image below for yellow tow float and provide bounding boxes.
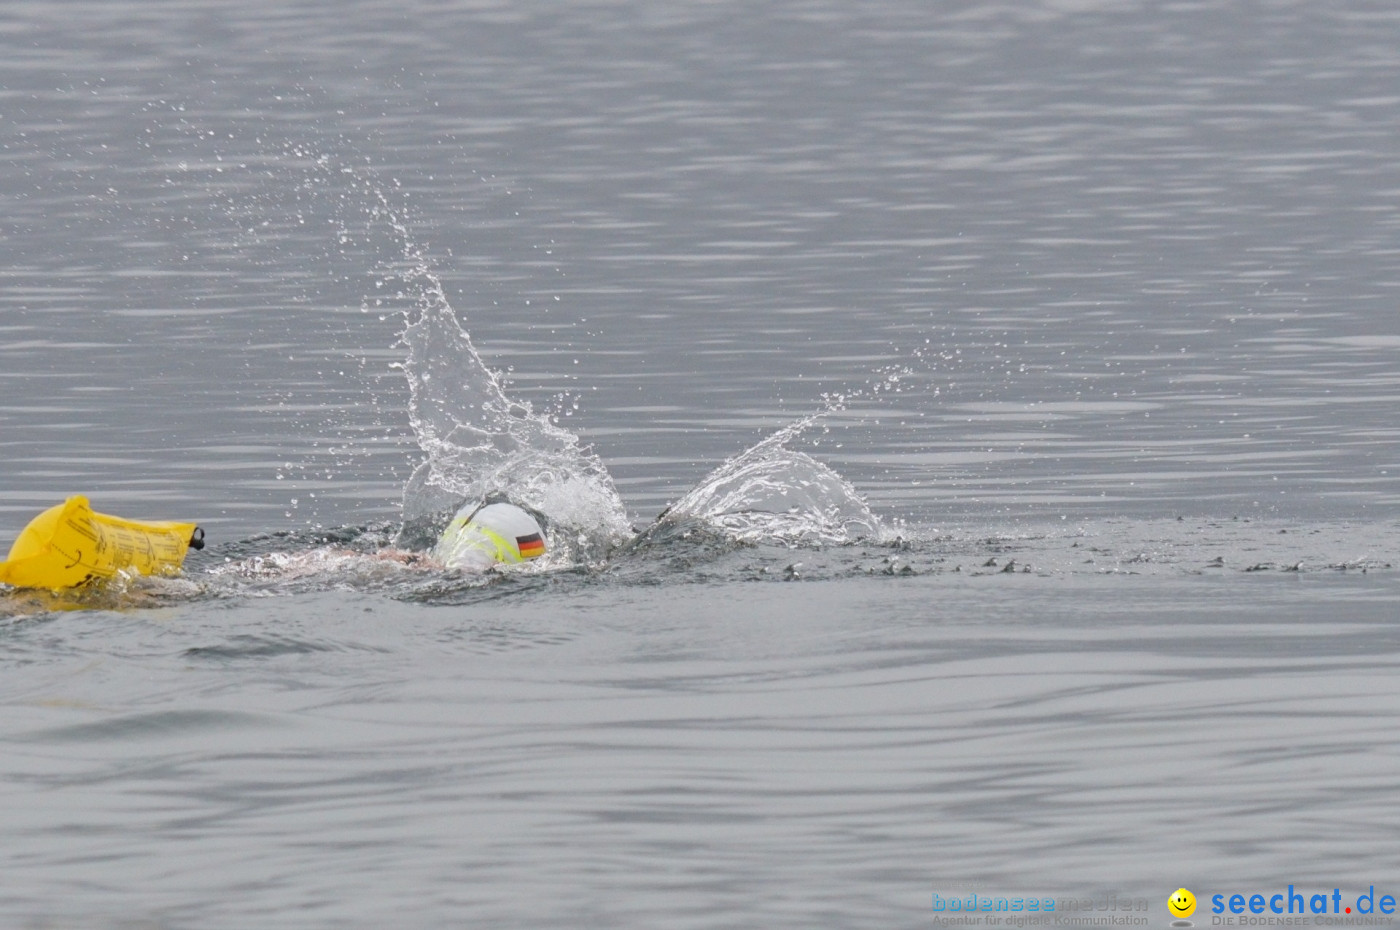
[0,496,204,591]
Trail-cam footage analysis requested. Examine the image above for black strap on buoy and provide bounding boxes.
[189,526,206,551]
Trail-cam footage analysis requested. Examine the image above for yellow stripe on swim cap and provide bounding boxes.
[436,516,522,564]
[473,524,524,564]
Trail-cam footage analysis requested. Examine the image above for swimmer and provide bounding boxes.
[228,499,549,581]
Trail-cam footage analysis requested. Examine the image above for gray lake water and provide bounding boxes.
[4,1,1400,927]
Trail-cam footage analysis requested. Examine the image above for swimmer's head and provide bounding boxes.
[433,501,547,571]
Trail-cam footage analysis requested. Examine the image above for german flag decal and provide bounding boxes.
[516,533,546,559]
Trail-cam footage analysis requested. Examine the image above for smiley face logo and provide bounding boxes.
[1168,888,1197,919]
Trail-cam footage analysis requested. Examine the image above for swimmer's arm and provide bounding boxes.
[365,548,443,568]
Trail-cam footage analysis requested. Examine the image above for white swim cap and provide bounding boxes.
[433,502,547,571]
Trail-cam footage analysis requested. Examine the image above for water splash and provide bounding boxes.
[362,191,632,565]
[220,143,888,560]
[653,333,958,546]
[662,404,883,545]
[666,335,954,546]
